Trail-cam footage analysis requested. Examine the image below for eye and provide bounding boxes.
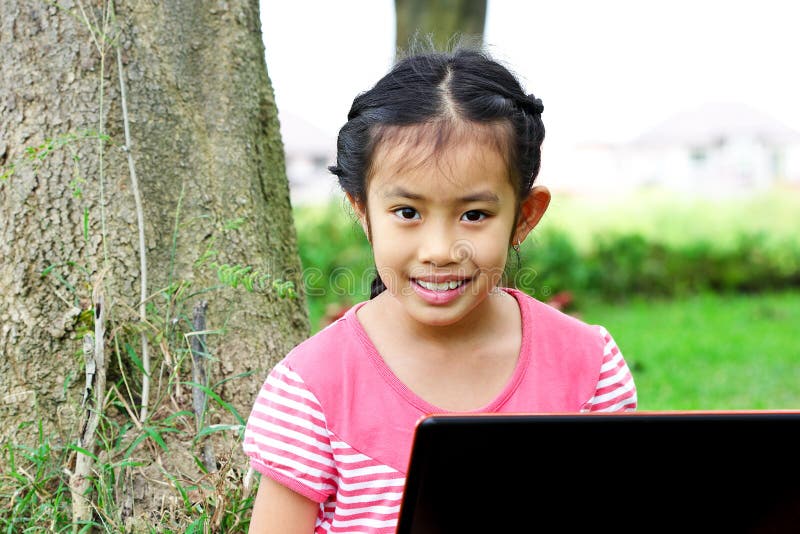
[394,207,420,220]
[461,210,486,222]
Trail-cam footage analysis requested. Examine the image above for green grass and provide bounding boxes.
[579,290,800,411]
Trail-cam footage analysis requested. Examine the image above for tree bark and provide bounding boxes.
[0,0,308,519]
[395,0,486,54]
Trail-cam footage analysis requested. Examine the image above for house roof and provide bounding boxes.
[632,101,800,147]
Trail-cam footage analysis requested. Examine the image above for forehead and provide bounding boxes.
[367,122,514,197]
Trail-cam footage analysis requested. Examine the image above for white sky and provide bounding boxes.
[260,0,800,184]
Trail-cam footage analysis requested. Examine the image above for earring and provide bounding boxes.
[512,241,521,252]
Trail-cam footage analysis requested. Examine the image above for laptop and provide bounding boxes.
[396,411,800,533]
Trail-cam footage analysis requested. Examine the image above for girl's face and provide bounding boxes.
[351,134,548,329]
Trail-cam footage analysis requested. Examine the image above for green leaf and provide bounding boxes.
[143,426,168,451]
[223,217,246,230]
[163,410,195,425]
[163,470,190,507]
[195,424,244,440]
[108,459,145,470]
[182,381,245,426]
[212,370,256,389]
[83,207,89,241]
[123,432,149,459]
[186,516,207,534]
[124,342,149,377]
[67,443,98,461]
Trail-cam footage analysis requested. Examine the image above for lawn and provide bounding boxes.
[579,290,800,411]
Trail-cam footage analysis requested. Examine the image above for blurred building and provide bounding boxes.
[280,110,341,206]
[573,102,800,197]
[282,102,800,202]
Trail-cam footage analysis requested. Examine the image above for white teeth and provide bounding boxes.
[417,280,464,291]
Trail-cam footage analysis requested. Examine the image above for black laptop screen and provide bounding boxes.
[396,411,800,534]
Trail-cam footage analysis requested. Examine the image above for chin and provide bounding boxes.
[410,302,482,328]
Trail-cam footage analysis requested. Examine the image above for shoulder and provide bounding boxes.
[506,287,605,345]
[283,302,366,372]
[275,300,378,410]
[507,287,609,377]
[502,288,636,410]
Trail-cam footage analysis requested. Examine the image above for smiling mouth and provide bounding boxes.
[414,279,468,291]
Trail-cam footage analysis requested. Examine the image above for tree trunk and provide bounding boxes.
[0,0,307,525]
[395,0,486,54]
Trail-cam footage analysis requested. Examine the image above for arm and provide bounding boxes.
[249,476,319,534]
[243,362,336,532]
[582,327,638,412]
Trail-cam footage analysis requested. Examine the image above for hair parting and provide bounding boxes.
[329,44,545,298]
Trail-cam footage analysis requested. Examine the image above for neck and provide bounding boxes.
[378,286,512,347]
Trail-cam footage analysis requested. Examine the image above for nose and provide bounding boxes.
[417,224,473,266]
[417,221,454,266]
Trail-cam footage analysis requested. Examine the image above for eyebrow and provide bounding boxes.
[383,187,500,203]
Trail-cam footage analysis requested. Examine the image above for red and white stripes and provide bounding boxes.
[243,363,407,533]
[581,328,638,412]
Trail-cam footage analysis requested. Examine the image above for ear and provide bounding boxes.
[346,193,370,239]
[512,185,551,245]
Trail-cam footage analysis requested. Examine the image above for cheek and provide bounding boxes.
[372,240,400,263]
[370,225,409,268]
[372,245,410,290]
[471,235,511,275]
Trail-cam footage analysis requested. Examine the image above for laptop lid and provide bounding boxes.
[396,411,800,534]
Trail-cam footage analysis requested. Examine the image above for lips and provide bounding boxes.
[411,277,472,305]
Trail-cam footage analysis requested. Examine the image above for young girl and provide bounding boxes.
[243,47,637,534]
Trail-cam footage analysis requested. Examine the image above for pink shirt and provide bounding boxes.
[243,288,637,533]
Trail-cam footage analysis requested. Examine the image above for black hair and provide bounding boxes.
[328,46,545,298]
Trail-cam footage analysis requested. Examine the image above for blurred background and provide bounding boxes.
[260,0,799,410]
[261,0,800,203]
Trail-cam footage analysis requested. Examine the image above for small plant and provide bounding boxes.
[0,422,73,532]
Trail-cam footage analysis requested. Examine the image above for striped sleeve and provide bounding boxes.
[581,327,638,412]
[322,441,406,533]
[242,361,337,503]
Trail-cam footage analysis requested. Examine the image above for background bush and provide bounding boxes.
[295,187,800,332]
